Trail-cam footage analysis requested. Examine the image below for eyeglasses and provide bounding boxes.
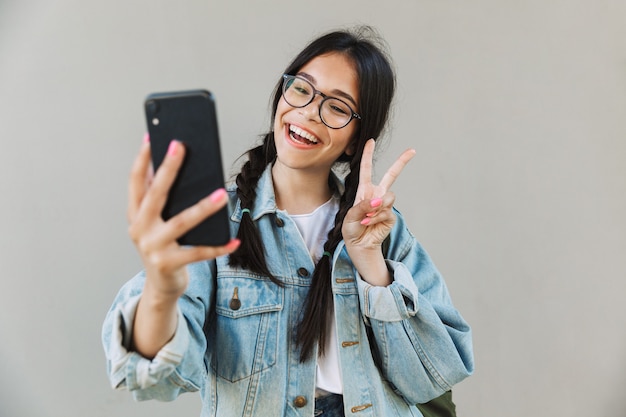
[281,74,361,129]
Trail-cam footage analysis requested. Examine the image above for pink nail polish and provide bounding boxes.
[209,188,227,203]
[360,217,371,226]
[227,238,241,249]
[143,133,150,143]
[167,140,178,156]
[370,198,382,208]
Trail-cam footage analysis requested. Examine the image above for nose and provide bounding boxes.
[299,93,323,122]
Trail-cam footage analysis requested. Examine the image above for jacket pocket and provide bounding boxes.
[212,273,283,382]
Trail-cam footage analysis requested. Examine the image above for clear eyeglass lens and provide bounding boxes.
[283,77,313,107]
[321,99,351,128]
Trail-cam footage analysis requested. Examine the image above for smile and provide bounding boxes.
[289,124,319,145]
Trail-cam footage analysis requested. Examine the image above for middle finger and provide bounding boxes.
[358,139,376,188]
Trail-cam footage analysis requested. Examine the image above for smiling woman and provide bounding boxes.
[272,53,360,186]
[102,26,473,417]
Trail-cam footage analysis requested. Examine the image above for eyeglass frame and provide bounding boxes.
[281,74,362,129]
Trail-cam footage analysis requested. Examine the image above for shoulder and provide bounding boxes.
[385,207,422,259]
[389,207,414,241]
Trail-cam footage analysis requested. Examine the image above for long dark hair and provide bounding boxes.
[228,26,396,361]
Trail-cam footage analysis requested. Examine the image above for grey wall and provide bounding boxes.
[1,1,625,416]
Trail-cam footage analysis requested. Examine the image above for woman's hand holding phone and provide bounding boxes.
[127,137,240,358]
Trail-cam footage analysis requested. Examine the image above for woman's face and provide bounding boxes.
[273,52,360,176]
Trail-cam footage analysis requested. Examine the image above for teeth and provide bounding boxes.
[289,125,318,143]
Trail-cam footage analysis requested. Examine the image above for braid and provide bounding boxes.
[228,134,281,285]
[296,158,361,362]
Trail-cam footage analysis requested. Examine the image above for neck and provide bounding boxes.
[271,163,333,215]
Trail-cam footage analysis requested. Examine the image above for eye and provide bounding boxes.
[291,79,312,96]
[327,100,350,116]
[294,86,310,95]
[331,105,348,115]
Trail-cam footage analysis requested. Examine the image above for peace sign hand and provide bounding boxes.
[342,139,415,286]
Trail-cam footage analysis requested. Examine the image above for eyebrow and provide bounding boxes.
[296,72,359,109]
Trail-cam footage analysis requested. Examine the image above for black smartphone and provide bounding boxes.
[144,90,230,246]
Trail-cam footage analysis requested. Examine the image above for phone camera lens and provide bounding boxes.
[146,100,159,115]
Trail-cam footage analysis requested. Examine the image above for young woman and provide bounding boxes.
[103,27,473,417]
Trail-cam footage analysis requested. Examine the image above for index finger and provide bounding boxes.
[127,136,152,221]
[378,148,416,191]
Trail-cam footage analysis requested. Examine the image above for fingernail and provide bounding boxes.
[227,238,241,249]
[143,132,150,143]
[360,217,371,226]
[167,140,179,156]
[370,198,382,208]
[366,211,376,217]
[209,188,227,203]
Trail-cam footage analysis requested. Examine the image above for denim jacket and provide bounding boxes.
[102,165,474,417]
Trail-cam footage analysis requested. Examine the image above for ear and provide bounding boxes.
[344,140,357,156]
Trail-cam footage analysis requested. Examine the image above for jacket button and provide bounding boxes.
[229,287,241,310]
[293,395,307,408]
[297,267,309,277]
[275,217,285,227]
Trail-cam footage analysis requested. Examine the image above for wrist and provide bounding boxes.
[346,246,392,287]
[143,267,188,300]
[133,284,180,358]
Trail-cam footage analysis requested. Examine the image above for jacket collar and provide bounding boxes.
[230,164,346,223]
[230,164,277,222]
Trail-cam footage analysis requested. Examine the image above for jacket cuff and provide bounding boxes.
[356,260,419,322]
[107,295,190,391]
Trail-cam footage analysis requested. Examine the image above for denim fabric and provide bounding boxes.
[314,394,344,417]
[102,165,474,417]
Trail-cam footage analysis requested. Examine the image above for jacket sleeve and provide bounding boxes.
[101,260,215,401]
[355,210,474,404]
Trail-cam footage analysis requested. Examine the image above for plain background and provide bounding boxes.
[1,1,625,416]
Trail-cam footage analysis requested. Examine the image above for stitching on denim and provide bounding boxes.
[376,320,390,374]
[167,369,201,391]
[402,320,451,390]
[390,285,410,319]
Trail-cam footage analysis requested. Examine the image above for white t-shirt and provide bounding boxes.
[289,196,343,395]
